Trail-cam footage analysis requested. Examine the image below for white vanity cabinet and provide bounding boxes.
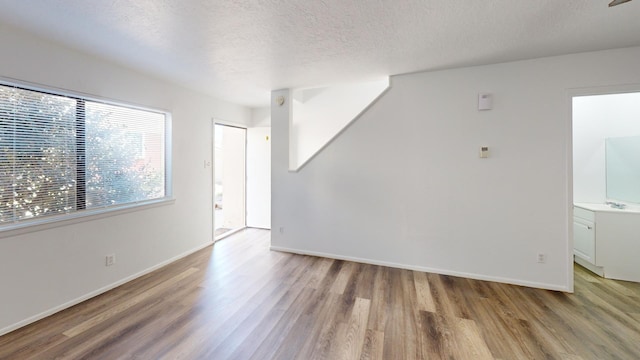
[574,203,640,282]
[573,207,596,265]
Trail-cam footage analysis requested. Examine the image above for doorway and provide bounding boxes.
[214,123,246,240]
[571,89,640,284]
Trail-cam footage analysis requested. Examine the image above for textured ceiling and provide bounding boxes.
[1,0,639,107]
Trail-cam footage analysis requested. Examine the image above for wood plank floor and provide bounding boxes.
[1,228,639,359]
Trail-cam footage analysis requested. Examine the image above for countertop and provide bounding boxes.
[574,202,640,214]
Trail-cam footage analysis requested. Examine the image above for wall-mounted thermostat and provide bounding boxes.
[480,146,489,158]
[478,93,492,110]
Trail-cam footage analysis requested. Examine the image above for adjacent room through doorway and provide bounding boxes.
[572,89,640,284]
[214,123,247,239]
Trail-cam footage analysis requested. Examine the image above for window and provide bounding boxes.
[0,82,169,227]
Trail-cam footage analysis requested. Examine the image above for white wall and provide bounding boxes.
[247,127,272,229]
[250,106,271,127]
[573,92,640,204]
[271,46,640,291]
[0,23,250,335]
[247,108,272,229]
[290,80,389,170]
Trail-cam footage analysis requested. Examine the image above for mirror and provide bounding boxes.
[606,135,640,204]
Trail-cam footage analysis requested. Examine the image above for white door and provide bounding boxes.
[246,127,271,229]
[214,124,246,238]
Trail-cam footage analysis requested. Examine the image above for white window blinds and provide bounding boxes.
[85,102,165,208]
[0,83,167,225]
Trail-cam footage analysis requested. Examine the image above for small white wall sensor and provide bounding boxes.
[478,93,492,110]
[479,146,489,158]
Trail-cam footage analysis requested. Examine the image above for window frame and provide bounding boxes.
[0,77,173,237]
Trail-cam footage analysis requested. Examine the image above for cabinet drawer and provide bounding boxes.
[574,218,595,264]
[574,207,595,222]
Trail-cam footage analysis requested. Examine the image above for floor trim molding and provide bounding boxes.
[270,245,571,292]
[0,240,214,337]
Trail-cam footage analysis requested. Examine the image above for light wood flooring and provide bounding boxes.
[1,228,639,359]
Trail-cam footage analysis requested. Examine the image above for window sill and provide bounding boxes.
[0,198,175,239]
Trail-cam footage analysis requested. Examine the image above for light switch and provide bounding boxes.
[478,93,492,110]
[480,146,489,158]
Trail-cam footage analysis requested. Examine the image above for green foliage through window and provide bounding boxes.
[0,83,166,225]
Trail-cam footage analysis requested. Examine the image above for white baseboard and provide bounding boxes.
[0,241,214,337]
[574,256,605,277]
[270,246,571,292]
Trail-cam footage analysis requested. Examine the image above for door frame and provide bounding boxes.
[211,118,248,242]
[566,83,640,291]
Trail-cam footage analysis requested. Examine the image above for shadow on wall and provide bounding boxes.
[289,79,390,171]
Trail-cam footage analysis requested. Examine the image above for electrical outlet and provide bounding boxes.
[537,253,546,263]
[105,254,116,267]
[279,227,284,234]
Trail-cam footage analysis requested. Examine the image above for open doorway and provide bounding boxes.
[572,89,640,284]
[214,123,246,240]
